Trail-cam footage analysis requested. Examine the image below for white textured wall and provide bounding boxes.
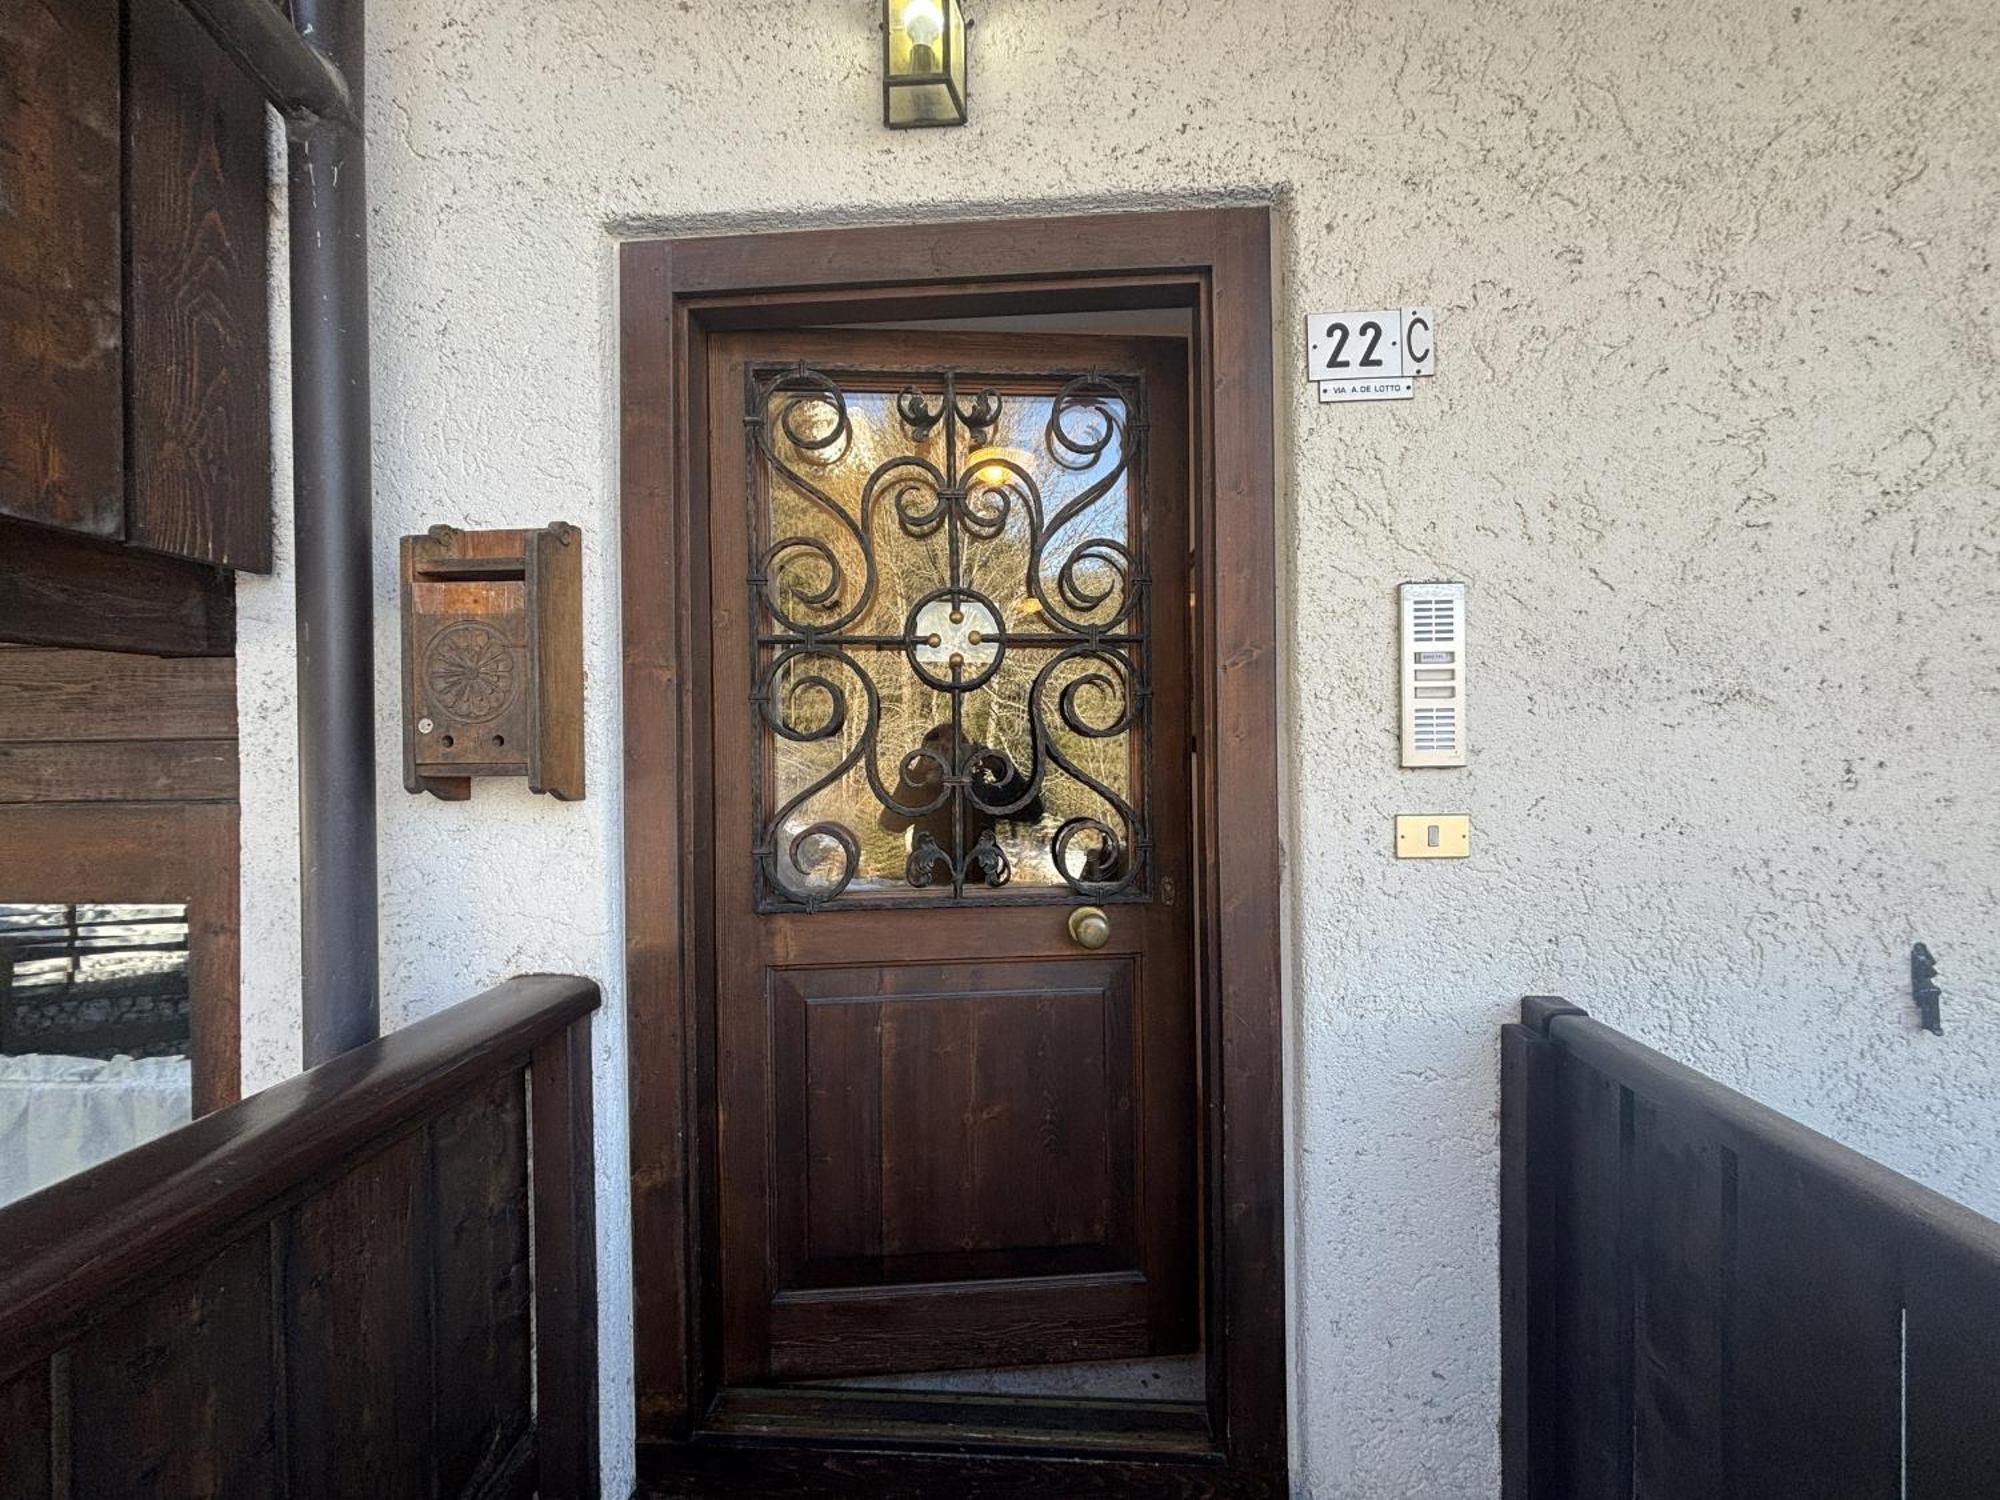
[236,2,2000,1495]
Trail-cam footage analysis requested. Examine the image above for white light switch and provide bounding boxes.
[1399,582,1467,767]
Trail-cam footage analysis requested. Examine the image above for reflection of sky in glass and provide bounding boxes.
[961,393,1131,635]
[761,377,1142,899]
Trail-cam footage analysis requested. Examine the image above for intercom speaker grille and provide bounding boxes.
[1399,582,1468,768]
[1411,596,1457,645]
[1413,707,1457,754]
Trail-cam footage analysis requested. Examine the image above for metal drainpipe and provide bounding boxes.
[287,0,379,1065]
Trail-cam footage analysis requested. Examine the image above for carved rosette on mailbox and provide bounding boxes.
[399,523,584,801]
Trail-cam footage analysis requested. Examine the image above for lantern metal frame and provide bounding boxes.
[880,0,969,129]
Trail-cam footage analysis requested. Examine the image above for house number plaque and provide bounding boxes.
[1306,306,1436,403]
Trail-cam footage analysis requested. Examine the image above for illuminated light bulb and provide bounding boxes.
[901,0,944,46]
[976,462,1011,488]
[900,0,944,71]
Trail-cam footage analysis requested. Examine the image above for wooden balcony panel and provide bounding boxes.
[0,973,602,1500]
[1503,998,2000,1500]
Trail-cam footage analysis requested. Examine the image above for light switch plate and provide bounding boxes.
[1395,814,1471,859]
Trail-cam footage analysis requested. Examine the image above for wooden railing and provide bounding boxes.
[1503,995,2000,1499]
[0,973,601,1500]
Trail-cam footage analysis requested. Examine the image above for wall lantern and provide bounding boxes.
[882,0,969,128]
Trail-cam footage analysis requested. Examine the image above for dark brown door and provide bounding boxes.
[707,327,1196,1384]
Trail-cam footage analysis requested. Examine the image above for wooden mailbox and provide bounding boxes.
[399,523,583,801]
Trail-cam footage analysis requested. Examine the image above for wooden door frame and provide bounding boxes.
[619,207,1284,1497]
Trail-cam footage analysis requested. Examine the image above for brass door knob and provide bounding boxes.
[1067,905,1110,950]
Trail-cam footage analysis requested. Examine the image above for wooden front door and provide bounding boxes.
[706,327,1197,1384]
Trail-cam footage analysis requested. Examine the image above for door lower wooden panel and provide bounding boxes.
[766,957,1155,1376]
[784,961,1135,1268]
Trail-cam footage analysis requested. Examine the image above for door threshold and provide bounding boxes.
[637,1436,1284,1500]
[702,1384,1215,1457]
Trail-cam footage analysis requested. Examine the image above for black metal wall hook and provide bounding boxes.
[1911,943,1943,1035]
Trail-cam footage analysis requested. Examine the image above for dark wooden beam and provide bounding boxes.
[0,648,236,740]
[0,520,233,656]
[125,0,274,572]
[0,739,237,804]
[0,0,124,540]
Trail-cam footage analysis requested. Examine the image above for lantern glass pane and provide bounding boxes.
[888,80,963,127]
[948,0,966,100]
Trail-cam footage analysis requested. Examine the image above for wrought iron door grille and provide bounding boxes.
[745,363,1153,911]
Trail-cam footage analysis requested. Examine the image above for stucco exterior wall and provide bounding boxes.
[236,2,2000,1495]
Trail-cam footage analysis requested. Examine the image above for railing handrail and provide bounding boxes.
[0,971,599,1374]
[1529,998,2000,1274]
